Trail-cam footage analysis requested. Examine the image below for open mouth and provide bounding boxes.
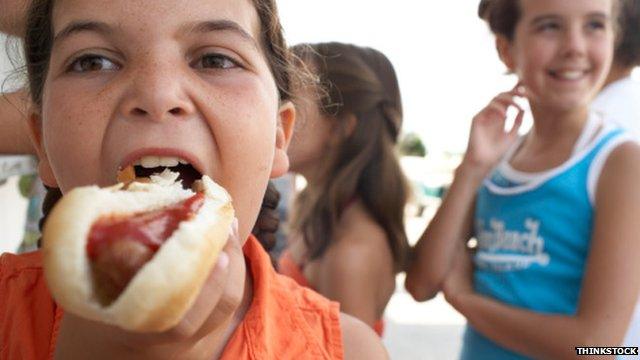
[129,156,203,189]
[548,69,588,81]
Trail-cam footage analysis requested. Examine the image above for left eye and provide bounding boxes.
[193,54,238,70]
[586,20,605,30]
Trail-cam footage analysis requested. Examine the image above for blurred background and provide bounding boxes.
[5,1,633,358]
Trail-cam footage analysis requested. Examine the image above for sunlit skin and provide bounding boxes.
[24,0,388,358]
[37,0,292,243]
[407,0,640,358]
[497,0,615,174]
[29,0,294,357]
[504,0,614,115]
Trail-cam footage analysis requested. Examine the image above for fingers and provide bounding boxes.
[488,91,524,116]
[508,107,525,139]
[475,86,527,130]
[163,218,240,340]
[194,218,247,338]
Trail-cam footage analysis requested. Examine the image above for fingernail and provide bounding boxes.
[231,218,239,237]
[217,251,230,270]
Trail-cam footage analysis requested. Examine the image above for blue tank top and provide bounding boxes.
[461,117,631,359]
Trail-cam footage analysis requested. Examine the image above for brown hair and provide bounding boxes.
[614,0,640,68]
[23,0,299,251]
[290,42,410,272]
[478,0,621,41]
[478,0,521,40]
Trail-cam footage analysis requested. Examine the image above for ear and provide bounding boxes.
[329,112,357,147]
[27,112,58,187]
[496,35,516,73]
[342,113,357,138]
[270,101,296,178]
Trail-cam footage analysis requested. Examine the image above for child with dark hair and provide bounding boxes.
[0,1,387,358]
[407,0,640,358]
[280,42,410,337]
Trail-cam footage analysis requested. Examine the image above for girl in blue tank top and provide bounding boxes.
[406,0,640,358]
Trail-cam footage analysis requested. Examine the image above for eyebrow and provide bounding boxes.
[53,21,113,46]
[531,12,609,26]
[183,20,258,49]
[52,19,258,49]
[530,14,561,26]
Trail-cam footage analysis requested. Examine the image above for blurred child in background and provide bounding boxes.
[406,0,640,358]
[279,42,410,337]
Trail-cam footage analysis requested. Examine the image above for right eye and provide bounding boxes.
[68,55,119,73]
[537,21,560,33]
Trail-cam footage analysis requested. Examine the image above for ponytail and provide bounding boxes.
[36,185,62,248]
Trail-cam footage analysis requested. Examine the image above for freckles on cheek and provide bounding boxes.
[42,93,109,187]
[224,79,279,172]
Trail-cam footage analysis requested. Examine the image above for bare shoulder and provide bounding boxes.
[340,312,388,359]
[321,219,393,286]
[330,203,394,270]
[602,140,640,169]
[597,140,640,201]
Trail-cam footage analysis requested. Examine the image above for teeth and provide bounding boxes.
[555,70,584,80]
[160,157,179,167]
[134,156,187,168]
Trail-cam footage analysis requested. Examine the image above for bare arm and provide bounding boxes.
[0,91,34,154]
[405,88,524,301]
[445,142,640,359]
[0,0,30,36]
[405,164,482,301]
[341,313,388,360]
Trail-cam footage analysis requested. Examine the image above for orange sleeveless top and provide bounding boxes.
[0,236,343,359]
[278,250,385,337]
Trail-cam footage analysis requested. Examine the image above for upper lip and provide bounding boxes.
[119,148,205,175]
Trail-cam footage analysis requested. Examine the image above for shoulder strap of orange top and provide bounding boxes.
[221,236,344,360]
[0,251,63,360]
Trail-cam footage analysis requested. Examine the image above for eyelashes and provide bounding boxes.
[66,52,242,74]
[191,53,240,70]
[535,20,608,34]
[67,54,120,73]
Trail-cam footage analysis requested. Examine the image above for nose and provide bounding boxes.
[120,60,195,121]
[562,25,587,58]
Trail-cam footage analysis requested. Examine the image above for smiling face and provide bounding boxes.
[499,0,615,112]
[32,0,294,241]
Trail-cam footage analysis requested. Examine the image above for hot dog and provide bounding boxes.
[42,170,234,332]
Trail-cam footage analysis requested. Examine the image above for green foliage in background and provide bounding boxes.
[398,132,427,157]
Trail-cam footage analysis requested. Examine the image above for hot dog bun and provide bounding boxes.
[42,170,234,332]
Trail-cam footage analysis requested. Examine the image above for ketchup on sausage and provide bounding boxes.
[87,193,205,259]
[87,193,205,305]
